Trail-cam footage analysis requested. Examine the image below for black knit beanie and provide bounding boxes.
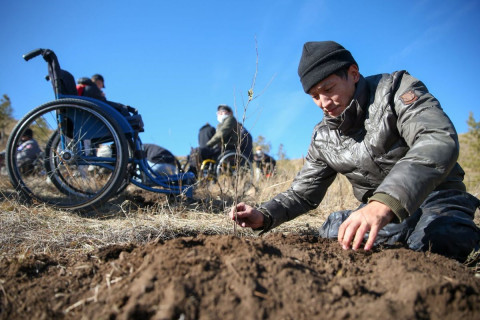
[298,41,357,93]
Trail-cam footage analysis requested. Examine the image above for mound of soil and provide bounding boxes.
[1,234,479,320]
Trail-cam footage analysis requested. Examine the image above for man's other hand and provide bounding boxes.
[337,201,395,251]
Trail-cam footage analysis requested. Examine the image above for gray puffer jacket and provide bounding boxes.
[260,71,465,231]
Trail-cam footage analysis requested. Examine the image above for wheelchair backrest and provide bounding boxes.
[42,49,78,97]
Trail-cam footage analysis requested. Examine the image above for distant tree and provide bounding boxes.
[467,112,480,136]
[466,112,480,152]
[253,135,271,153]
[0,94,13,140]
[277,143,286,160]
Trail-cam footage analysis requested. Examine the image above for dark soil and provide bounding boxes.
[1,233,479,320]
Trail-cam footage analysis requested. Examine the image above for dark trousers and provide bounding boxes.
[319,189,480,261]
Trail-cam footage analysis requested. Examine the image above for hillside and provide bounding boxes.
[458,132,480,195]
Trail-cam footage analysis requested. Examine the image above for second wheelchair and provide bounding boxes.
[189,150,254,196]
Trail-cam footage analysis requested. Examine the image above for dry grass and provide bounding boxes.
[458,132,480,227]
[0,133,479,260]
[459,133,480,197]
[0,199,231,258]
[0,159,359,259]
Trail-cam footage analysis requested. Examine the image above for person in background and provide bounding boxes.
[229,40,480,262]
[205,104,239,154]
[91,74,105,89]
[76,76,105,100]
[91,74,106,99]
[124,143,180,185]
[143,143,180,176]
[198,123,216,149]
[239,123,253,162]
[253,146,276,179]
[16,128,42,174]
[77,74,142,126]
[187,104,242,176]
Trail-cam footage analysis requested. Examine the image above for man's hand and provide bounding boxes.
[338,201,395,251]
[229,202,265,229]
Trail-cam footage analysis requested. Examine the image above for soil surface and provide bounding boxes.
[1,233,479,320]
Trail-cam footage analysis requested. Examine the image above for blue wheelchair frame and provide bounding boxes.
[55,95,194,198]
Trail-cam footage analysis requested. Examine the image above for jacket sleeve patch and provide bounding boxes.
[399,90,418,105]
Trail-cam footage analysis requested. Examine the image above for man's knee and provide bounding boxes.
[407,190,480,260]
[408,215,480,261]
[318,210,352,239]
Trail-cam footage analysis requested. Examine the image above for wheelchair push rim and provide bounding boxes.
[215,151,254,196]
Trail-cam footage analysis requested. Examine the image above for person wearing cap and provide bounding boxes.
[229,41,480,261]
[253,146,276,179]
[91,74,106,98]
[16,128,42,173]
[207,104,253,160]
[91,74,105,90]
[187,104,250,177]
[77,76,105,100]
[76,74,141,126]
[205,104,239,152]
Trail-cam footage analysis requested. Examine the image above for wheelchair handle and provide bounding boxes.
[23,48,45,61]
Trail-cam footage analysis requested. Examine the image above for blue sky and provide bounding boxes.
[1,0,479,159]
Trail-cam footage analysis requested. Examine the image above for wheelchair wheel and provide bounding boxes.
[44,130,133,196]
[215,151,254,196]
[6,99,128,212]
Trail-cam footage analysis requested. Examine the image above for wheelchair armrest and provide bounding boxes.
[200,159,216,170]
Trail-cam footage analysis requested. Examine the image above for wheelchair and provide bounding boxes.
[193,149,254,196]
[5,48,195,212]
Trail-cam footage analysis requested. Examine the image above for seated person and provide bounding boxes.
[130,143,180,186]
[253,146,276,178]
[204,104,239,154]
[239,123,253,161]
[187,104,241,176]
[88,143,112,176]
[76,75,138,119]
[76,77,105,101]
[198,123,216,148]
[143,143,180,176]
[16,128,42,174]
[91,74,106,98]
